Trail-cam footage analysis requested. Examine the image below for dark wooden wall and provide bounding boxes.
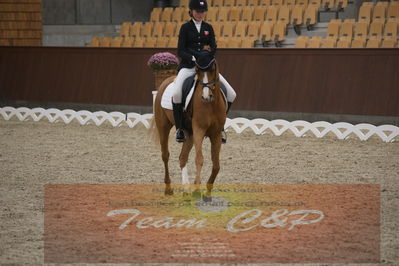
[1,46,399,117]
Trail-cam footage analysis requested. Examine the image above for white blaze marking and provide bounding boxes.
[202,73,210,100]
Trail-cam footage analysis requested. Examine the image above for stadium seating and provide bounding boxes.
[218,7,229,21]
[229,6,242,21]
[133,38,145,47]
[336,0,348,10]
[253,6,266,21]
[297,0,309,6]
[278,5,291,25]
[358,4,372,23]
[369,20,384,41]
[372,5,386,22]
[354,21,368,42]
[321,0,335,10]
[155,37,169,47]
[241,38,255,47]
[242,6,254,21]
[321,37,337,48]
[247,21,261,37]
[307,35,322,48]
[120,22,131,37]
[235,22,248,37]
[89,36,100,47]
[205,7,217,21]
[221,21,235,37]
[295,35,309,47]
[167,37,178,47]
[130,22,141,37]
[381,38,397,48]
[260,21,274,42]
[326,19,341,39]
[94,0,399,49]
[121,37,134,47]
[339,19,355,39]
[152,22,165,37]
[304,5,318,30]
[265,6,278,23]
[171,7,183,22]
[291,5,305,26]
[100,37,112,47]
[150,8,162,22]
[388,4,399,19]
[272,21,286,45]
[366,38,380,48]
[110,37,123,47]
[285,0,296,7]
[384,18,398,40]
[336,38,350,48]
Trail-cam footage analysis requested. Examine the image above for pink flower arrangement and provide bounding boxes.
[147,52,179,71]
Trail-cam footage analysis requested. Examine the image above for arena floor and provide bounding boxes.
[1,119,398,265]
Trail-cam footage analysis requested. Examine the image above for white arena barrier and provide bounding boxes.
[0,106,398,143]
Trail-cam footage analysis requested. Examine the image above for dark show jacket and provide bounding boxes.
[177,19,217,69]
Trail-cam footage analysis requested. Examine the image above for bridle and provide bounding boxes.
[197,62,218,91]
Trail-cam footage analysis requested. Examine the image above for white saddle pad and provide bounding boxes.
[161,77,197,111]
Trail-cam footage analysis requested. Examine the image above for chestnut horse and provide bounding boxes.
[153,61,226,198]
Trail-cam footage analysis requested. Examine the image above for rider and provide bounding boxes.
[172,0,236,143]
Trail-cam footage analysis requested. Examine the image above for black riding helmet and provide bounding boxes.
[195,50,215,71]
[189,0,208,12]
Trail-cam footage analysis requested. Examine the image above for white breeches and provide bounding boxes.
[172,67,237,104]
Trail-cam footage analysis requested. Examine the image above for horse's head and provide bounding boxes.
[195,51,219,102]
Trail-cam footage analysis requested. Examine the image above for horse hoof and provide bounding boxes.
[164,188,174,195]
[192,190,202,199]
[202,195,212,202]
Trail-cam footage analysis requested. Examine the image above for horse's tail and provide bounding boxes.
[148,86,161,147]
[148,75,175,146]
[148,115,160,147]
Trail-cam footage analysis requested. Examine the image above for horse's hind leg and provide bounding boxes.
[179,135,193,196]
[204,133,222,199]
[158,124,173,195]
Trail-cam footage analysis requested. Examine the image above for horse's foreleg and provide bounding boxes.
[159,125,173,195]
[193,128,206,197]
[179,135,193,195]
[205,132,222,198]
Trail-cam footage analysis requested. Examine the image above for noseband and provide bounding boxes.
[197,63,217,90]
[200,79,217,90]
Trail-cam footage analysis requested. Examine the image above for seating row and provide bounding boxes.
[89,36,259,48]
[151,4,327,23]
[326,18,397,41]
[89,36,178,48]
[179,0,347,8]
[295,35,399,47]
[358,1,399,23]
[119,20,301,41]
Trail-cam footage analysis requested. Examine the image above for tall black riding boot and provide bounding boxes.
[222,102,233,144]
[172,102,185,143]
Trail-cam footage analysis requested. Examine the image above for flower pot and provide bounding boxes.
[154,69,177,90]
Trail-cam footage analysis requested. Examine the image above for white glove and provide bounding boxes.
[192,56,196,62]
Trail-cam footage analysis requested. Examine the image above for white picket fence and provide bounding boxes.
[0,106,398,142]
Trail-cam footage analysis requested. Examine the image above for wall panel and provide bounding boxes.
[1,47,399,117]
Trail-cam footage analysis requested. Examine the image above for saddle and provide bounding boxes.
[160,75,227,112]
[160,74,228,134]
[181,75,227,109]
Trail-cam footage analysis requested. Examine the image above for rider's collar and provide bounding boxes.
[192,19,202,32]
